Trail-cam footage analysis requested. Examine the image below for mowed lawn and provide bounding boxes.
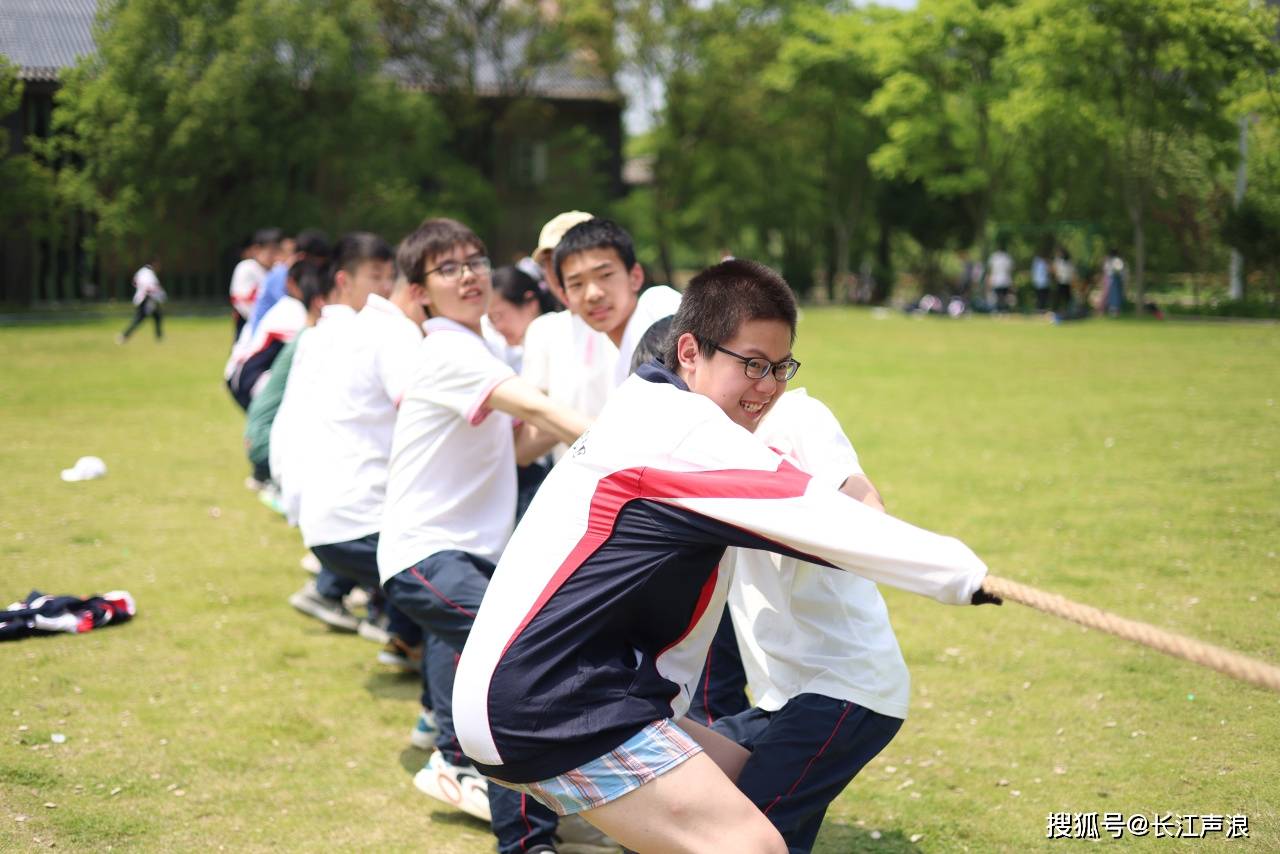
[1,310,1277,852]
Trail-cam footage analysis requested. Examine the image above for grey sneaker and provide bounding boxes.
[288,582,359,632]
[356,616,391,645]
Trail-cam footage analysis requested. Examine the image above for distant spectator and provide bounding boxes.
[1031,252,1051,312]
[1102,248,1126,316]
[1052,249,1075,314]
[987,246,1014,312]
[117,258,166,343]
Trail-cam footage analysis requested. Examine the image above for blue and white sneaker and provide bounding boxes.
[413,750,490,822]
[410,708,438,751]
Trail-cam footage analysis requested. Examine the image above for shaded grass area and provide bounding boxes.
[1,312,1277,851]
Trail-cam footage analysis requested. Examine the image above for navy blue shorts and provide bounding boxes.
[713,694,902,853]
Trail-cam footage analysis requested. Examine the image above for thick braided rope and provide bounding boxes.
[982,575,1280,694]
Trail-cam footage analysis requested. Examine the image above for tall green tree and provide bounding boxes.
[766,4,897,301]
[867,0,1019,251]
[1007,0,1278,312]
[50,0,465,276]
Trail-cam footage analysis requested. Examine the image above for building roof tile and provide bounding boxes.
[0,0,99,81]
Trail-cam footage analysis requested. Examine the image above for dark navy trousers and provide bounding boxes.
[383,549,559,854]
[311,532,418,646]
[713,694,903,853]
[688,605,750,725]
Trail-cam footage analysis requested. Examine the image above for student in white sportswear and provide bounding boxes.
[551,218,682,388]
[712,388,906,852]
[275,237,394,632]
[452,259,1000,854]
[229,228,278,339]
[376,218,591,854]
[118,260,166,342]
[520,211,617,455]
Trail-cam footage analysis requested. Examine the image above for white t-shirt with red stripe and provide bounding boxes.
[229,258,266,319]
[377,317,517,582]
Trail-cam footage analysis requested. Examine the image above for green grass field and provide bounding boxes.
[2,311,1277,852]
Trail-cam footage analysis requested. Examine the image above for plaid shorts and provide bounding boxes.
[496,718,703,815]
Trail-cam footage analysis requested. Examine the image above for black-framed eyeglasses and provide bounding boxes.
[424,255,492,282]
[712,343,800,382]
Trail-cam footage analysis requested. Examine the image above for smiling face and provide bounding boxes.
[676,318,793,433]
[423,243,491,333]
[559,248,644,345]
[487,292,541,346]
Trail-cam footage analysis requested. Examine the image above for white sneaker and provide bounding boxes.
[413,751,491,822]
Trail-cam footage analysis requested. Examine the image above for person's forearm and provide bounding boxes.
[840,473,885,513]
[514,424,560,466]
[489,378,590,446]
[521,397,589,446]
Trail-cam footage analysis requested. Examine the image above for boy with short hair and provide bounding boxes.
[551,218,681,387]
[229,228,279,338]
[248,228,331,335]
[453,259,998,853]
[712,391,904,852]
[376,217,591,853]
[520,211,617,434]
[285,233,403,629]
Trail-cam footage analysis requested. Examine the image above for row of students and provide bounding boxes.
[232,217,614,853]
[232,210,1002,852]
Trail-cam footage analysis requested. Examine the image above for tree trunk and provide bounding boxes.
[873,222,893,305]
[1229,114,1248,301]
[831,220,851,305]
[1130,202,1146,317]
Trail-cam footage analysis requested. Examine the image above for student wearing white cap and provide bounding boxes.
[520,212,618,452]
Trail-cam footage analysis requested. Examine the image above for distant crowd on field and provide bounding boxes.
[150,213,1000,854]
[907,244,1144,321]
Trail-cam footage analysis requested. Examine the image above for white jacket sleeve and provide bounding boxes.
[651,416,987,606]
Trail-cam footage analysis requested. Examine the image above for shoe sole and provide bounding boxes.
[288,594,359,632]
[413,767,491,822]
[356,621,391,645]
[378,651,417,672]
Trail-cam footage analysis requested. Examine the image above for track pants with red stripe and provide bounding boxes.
[384,549,559,854]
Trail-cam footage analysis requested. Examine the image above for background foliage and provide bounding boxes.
[2,0,1278,308]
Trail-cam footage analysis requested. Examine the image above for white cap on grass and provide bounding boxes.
[60,456,107,482]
